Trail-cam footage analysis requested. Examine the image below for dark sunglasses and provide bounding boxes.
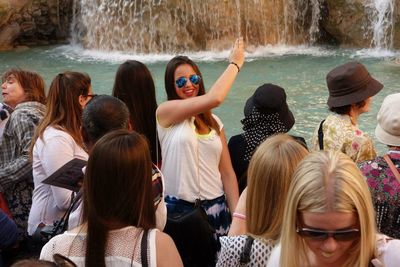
[296,227,360,241]
[175,74,201,89]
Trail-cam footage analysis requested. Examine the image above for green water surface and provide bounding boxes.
[1,45,399,154]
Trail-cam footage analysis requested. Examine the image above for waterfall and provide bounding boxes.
[366,0,395,49]
[72,0,321,53]
[309,0,321,43]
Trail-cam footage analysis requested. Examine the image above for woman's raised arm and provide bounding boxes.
[157,38,245,128]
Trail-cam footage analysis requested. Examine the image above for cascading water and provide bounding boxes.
[308,0,321,43]
[365,0,395,49]
[72,0,323,53]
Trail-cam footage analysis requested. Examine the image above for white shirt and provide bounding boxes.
[157,115,224,202]
[28,127,88,235]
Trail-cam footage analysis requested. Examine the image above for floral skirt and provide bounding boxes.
[165,195,231,237]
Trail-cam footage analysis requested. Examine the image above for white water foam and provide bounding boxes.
[49,44,340,63]
[353,48,400,58]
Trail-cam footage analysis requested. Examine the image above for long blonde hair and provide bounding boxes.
[280,151,376,267]
[246,134,308,240]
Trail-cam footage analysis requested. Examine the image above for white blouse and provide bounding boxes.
[28,126,88,235]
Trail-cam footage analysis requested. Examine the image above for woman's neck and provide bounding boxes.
[348,109,360,125]
[194,115,211,135]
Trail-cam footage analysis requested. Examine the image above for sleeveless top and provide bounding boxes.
[40,226,157,267]
[157,114,224,202]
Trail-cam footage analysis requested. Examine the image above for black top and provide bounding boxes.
[228,134,308,194]
[228,134,248,194]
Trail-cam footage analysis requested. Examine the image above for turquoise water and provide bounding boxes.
[1,45,400,153]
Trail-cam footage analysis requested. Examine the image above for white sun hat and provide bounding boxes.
[375,93,400,146]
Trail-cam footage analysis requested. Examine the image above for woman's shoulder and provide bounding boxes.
[155,229,171,244]
[358,156,384,175]
[373,234,400,267]
[41,126,80,146]
[40,231,81,260]
[266,243,281,267]
[220,235,247,248]
[211,113,223,129]
[218,235,276,266]
[324,113,353,130]
[43,126,71,137]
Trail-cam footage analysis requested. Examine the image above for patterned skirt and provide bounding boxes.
[165,195,231,237]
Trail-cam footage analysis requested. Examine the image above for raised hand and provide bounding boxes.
[229,37,245,70]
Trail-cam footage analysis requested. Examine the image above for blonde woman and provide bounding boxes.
[267,151,400,267]
[217,134,308,266]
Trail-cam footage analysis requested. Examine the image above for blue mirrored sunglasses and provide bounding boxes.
[296,227,360,241]
[175,74,201,89]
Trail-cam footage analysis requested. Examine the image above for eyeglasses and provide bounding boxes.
[296,227,360,241]
[84,94,98,99]
[175,74,201,89]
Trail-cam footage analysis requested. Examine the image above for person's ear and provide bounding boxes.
[78,95,87,108]
[127,119,133,131]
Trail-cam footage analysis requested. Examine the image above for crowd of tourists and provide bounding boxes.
[1,37,400,267]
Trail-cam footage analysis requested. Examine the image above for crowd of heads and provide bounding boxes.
[1,53,400,267]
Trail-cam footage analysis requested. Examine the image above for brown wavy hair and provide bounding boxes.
[31,72,91,153]
[2,68,46,104]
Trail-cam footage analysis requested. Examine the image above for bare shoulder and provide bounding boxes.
[155,231,183,267]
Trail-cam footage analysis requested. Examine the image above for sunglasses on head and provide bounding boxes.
[175,74,201,89]
[296,227,360,241]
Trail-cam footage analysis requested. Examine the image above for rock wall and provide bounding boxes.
[321,0,400,49]
[0,0,72,50]
[0,0,399,51]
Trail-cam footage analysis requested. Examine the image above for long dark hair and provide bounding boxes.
[83,130,156,267]
[165,56,220,134]
[112,60,161,164]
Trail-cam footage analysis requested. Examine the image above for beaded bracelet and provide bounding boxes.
[229,61,240,72]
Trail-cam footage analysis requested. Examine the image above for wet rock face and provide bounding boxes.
[0,0,72,50]
[393,0,400,48]
[1,0,400,51]
[322,0,400,49]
